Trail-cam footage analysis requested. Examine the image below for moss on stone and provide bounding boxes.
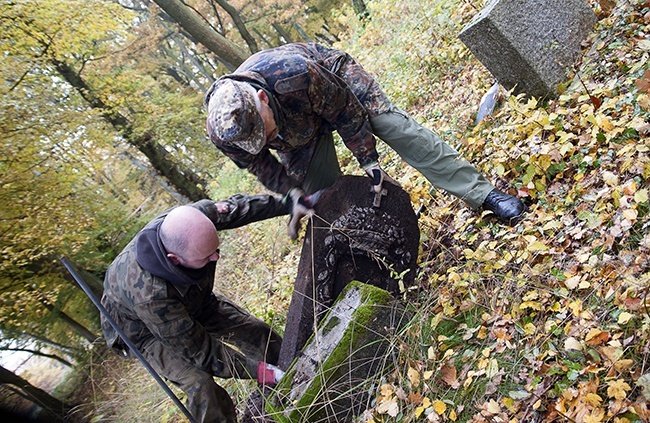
[267,281,408,422]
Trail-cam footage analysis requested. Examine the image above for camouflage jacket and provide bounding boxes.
[205,43,392,195]
[100,195,288,377]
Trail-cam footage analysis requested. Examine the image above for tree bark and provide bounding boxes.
[39,299,99,344]
[211,0,259,54]
[152,0,247,70]
[6,330,79,356]
[272,22,294,43]
[51,59,207,202]
[0,364,73,419]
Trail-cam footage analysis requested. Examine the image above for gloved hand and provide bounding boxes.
[287,187,314,240]
[257,361,285,386]
[363,162,399,194]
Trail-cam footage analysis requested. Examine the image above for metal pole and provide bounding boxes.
[60,256,198,423]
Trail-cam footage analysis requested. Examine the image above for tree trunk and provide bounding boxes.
[212,0,259,54]
[152,0,247,70]
[0,364,73,419]
[8,330,79,356]
[352,0,369,18]
[51,59,207,202]
[39,299,99,344]
[272,22,294,43]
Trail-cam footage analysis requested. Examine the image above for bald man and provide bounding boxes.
[100,195,290,423]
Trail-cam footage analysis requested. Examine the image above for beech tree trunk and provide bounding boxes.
[40,300,99,344]
[152,0,247,70]
[211,0,259,54]
[52,59,208,202]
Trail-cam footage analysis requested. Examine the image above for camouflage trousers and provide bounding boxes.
[140,295,282,423]
[303,104,495,209]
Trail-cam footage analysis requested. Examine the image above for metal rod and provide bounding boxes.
[60,256,197,423]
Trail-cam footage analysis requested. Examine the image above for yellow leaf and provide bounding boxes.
[423,370,434,380]
[623,209,638,221]
[486,358,499,378]
[638,94,650,110]
[408,367,420,386]
[448,271,461,283]
[585,328,604,342]
[522,290,539,301]
[614,359,634,372]
[523,322,536,335]
[602,171,619,186]
[449,409,457,421]
[618,311,633,324]
[433,400,447,415]
[486,399,501,413]
[565,337,583,351]
[564,275,580,289]
[584,408,605,423]
[578,280,591,289]
[607,379,631,400]
[583,393,603,407]
[634,188,648,203]
[596,115,614,131]
[568,299,583,316]
[520,300,542,310]
[427,346,435,360]
[600,345,624,363]
[380,384,393,398]
[526,240,549,252]
[415,405,425,418]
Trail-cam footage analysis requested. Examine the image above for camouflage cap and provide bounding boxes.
[206,80,265,155]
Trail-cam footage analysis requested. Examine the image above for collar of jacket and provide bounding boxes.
[134,216,215,291]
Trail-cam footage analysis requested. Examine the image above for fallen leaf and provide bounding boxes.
[614,359,634,372]
[618,311,633,324]
[433,400,447,415]
[636,70,650,93]
[440,365,460,389]
[637,373,650,401]
[565,337,583,351]
[486,399,501,414]
[585,329,610,346]
[508,390,531,400]
[565,275,582,289]
[598,0,616,15]
[607,379,631,400]
[408,367,420,386]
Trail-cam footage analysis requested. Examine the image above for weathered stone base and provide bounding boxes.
[266,281,411,423]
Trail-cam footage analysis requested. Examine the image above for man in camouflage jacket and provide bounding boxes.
[101,194,289,423]
[204,43,525,238]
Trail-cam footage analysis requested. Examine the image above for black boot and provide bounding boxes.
[482,189,525,224]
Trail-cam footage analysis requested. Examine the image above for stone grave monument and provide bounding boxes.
[459,0,597,98]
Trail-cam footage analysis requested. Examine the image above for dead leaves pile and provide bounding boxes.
[366,0,650,422]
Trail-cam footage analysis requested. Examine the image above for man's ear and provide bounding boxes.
[257,89,269,104]
[167,253,181,266]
